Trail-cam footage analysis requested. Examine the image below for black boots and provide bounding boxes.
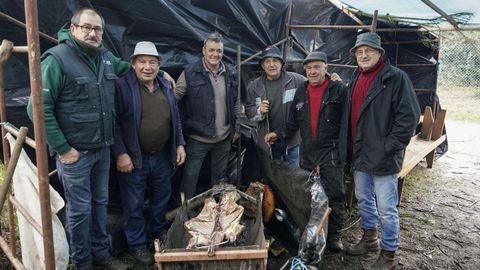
[327,235,344,252]
[345,229,380,255]
[371,250,396,270]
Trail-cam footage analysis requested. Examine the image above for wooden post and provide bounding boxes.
[24,0,55,268]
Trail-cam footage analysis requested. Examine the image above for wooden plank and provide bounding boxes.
[155,248,268,262]
[420,106,434,140]
[431,109,446,140]
[399,134,446,178]
[427,109,447,167]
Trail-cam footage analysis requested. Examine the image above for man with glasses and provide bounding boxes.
[265,51,346,252]
[343,32,420,269]
[175,33,242,199]
[27,8,174,270]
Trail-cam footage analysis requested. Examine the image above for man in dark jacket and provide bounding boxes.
[175,33,242,198]
[244,46,306,166]
[343,33,420,269]
[265,51,346,252]
[112,41,186,265]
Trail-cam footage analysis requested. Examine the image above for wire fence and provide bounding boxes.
[438,32,480,94]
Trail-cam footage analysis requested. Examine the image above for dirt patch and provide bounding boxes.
[320,120,480,269]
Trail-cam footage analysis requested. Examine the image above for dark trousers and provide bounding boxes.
[319,163,345,236]
[118,150,172,250]
[56,147,111,269]
[302,152,346,236]
[181,137,231,198]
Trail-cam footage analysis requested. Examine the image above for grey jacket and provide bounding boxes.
[244,70,307,152]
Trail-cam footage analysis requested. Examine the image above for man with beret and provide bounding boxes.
[244,46,306,166]
[113,41,186,265]
[342,32,420,269]
[265,51,346,252]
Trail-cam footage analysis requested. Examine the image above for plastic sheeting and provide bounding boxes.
[0,0,440,93]
[0,0,442,129]
[7,133,69,270]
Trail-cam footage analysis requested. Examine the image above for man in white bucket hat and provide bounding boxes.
[112,41,186,265]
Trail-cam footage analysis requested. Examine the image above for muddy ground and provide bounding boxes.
[319,120,480,270]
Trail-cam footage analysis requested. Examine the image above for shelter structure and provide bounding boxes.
[0,0,479,269]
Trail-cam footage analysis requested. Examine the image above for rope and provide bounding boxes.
[290,257,309,270]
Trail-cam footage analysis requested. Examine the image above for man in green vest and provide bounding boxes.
[27,8,174,270]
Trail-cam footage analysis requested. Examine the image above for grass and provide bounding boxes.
[0,162,21,253]
[437,85,480,122]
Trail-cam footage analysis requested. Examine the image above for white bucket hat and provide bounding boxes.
[130,41,161,60]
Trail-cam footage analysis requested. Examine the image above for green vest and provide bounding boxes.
[44,41,118,150]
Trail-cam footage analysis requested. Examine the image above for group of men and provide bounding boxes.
[27,7,420,270]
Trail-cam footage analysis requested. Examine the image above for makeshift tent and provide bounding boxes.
[0,0,455,105]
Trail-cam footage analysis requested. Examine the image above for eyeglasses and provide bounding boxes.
[354,48,378,57]
[75,24,103,35]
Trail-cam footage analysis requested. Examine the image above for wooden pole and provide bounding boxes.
[24,0,55,268]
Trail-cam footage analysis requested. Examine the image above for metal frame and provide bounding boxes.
[0,0,55,269]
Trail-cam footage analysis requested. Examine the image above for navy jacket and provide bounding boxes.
[112,69,186,168]
[179,59,238,139]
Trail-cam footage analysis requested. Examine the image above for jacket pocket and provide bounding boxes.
[188,80,207,98]
[66,113,102,145]
[324,99,342,124]
[62,77,89,101]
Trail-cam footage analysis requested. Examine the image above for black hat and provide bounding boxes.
[350,32,385,55]
[303,51,328,65]
[259,46,284,66]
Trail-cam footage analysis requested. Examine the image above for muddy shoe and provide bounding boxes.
[345,229,380,255]
[371,250,395,270]
[131,248,154,266]
[327,235,344,252]
[92,255,129,270]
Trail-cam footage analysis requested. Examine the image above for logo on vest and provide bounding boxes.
[103,59,112,65]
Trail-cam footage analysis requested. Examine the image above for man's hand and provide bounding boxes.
[260,100,270,114]
[176,145,186,166]
[59,148,80,164]
[116,153,134,173]
[330,72,342,82]
[163,71,176,90]
[264,132,278,145]
[232,132,240,143]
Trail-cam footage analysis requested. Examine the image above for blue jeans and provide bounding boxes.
[353,171,400,251]
[272,143,300,167]
[56,147,110,269]
[181,137,231,198]
[285,145,300,167]
[118,150,172,250]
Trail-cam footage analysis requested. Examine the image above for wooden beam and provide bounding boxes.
[326,0,365,25]
[155,247,268,262]
[371,10,378,32]
[0,237,27,270]
[420,0,459,30]
[420,106,434,140]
